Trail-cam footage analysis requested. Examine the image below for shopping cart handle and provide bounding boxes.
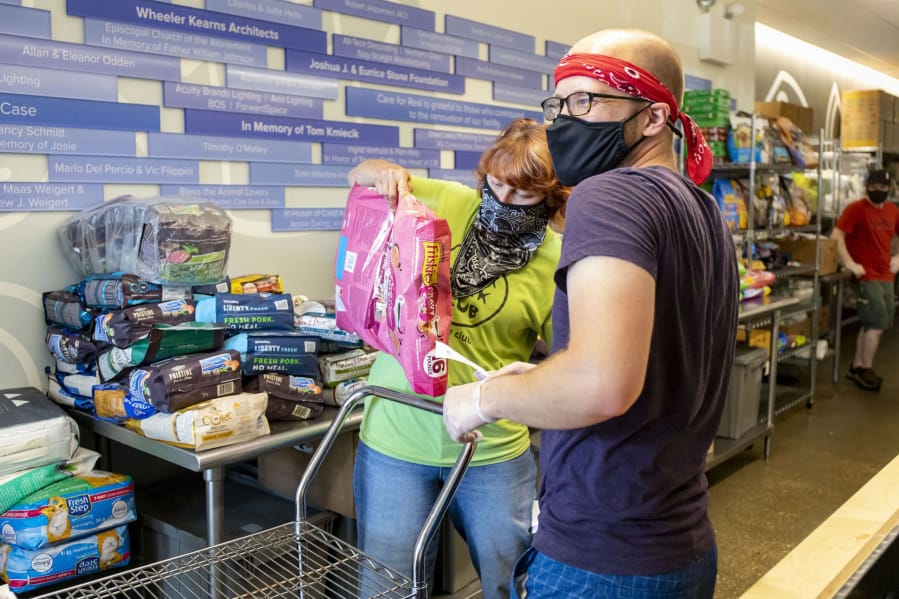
[358,384,444,414]
[294,385,468,520]
[292,384,476,596]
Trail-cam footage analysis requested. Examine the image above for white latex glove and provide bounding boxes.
[443,363,534,443]
[890,255,899,274]
[443,380,491,444]
[492,361,536,377]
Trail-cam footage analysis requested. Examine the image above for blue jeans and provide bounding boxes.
[353,441,536,599]
[510,544,717,598]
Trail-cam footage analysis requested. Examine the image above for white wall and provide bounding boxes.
[0,0,756,389]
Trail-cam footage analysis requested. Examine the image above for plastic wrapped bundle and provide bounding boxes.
[58,196,232,285]
[57,196,143,277]
[136,201,232,285]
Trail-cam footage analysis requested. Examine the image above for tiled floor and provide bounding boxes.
[436,322,899,598]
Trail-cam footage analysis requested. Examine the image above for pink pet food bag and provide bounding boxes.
[335,185,451,396]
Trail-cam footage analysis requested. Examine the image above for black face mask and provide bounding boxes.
[868,189,889,204]
[545,106,648,186]
[450,181,548,298]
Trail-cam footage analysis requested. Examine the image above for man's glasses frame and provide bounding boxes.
[540,91,648,121]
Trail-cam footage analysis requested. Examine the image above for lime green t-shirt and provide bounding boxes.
[359,176,560,466]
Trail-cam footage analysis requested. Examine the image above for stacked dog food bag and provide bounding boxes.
[192,275,376,419]
[0,389,137,593]
[293,296,374,407]
[194,274,327,422]
[50,195,374,438]
[48,196,270,451]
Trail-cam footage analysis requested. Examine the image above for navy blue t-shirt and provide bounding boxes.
[534,166,739,575]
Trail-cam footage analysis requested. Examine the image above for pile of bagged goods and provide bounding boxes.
[1,195,375,595]
[44,195,375,447]
[0,390,136,594]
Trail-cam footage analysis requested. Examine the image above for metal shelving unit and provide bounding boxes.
[706,121,830,469]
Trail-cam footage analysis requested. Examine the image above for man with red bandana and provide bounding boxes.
[443,29,739,597]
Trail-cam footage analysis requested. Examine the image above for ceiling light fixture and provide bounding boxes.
[696,0,715,12]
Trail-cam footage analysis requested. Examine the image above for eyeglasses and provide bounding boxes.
[540,91,648,121]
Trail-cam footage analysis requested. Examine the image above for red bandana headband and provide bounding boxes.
[554,53,713,185]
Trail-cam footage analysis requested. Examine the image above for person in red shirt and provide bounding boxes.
[831,168,899,390]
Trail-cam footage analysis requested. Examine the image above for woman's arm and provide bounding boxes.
[347,159,412,206]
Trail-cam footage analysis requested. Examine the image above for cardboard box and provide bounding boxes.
[775,238,839,275]
[781,318,811,339]
[843,89,894,122]
[257,431,358,518]
[841,89,896,148]
[883,122,899,154]
[736,329,772,355]
[754,101,814,135]
[842,118,886,149]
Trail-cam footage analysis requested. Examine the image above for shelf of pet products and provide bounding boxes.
[742,125,826,414]
[738,268,817,314]
[737,301,818,358]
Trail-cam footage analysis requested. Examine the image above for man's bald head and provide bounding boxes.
[569,29,684,105]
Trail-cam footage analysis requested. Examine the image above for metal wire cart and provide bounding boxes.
[30,386,476,599]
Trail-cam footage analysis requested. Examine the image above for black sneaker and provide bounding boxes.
[866,369,884,386]
[847,367,881,391]
[848,365,883,386]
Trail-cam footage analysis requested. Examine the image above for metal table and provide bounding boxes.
[67,406,363,546]
[40,388,469,599]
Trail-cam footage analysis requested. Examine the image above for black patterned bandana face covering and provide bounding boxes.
[451,180,549,298]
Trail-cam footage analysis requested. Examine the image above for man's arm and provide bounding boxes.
[830,227,866,277]
[443,255,655,439]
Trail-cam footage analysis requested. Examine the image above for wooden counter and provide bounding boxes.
[740,452,899,598]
